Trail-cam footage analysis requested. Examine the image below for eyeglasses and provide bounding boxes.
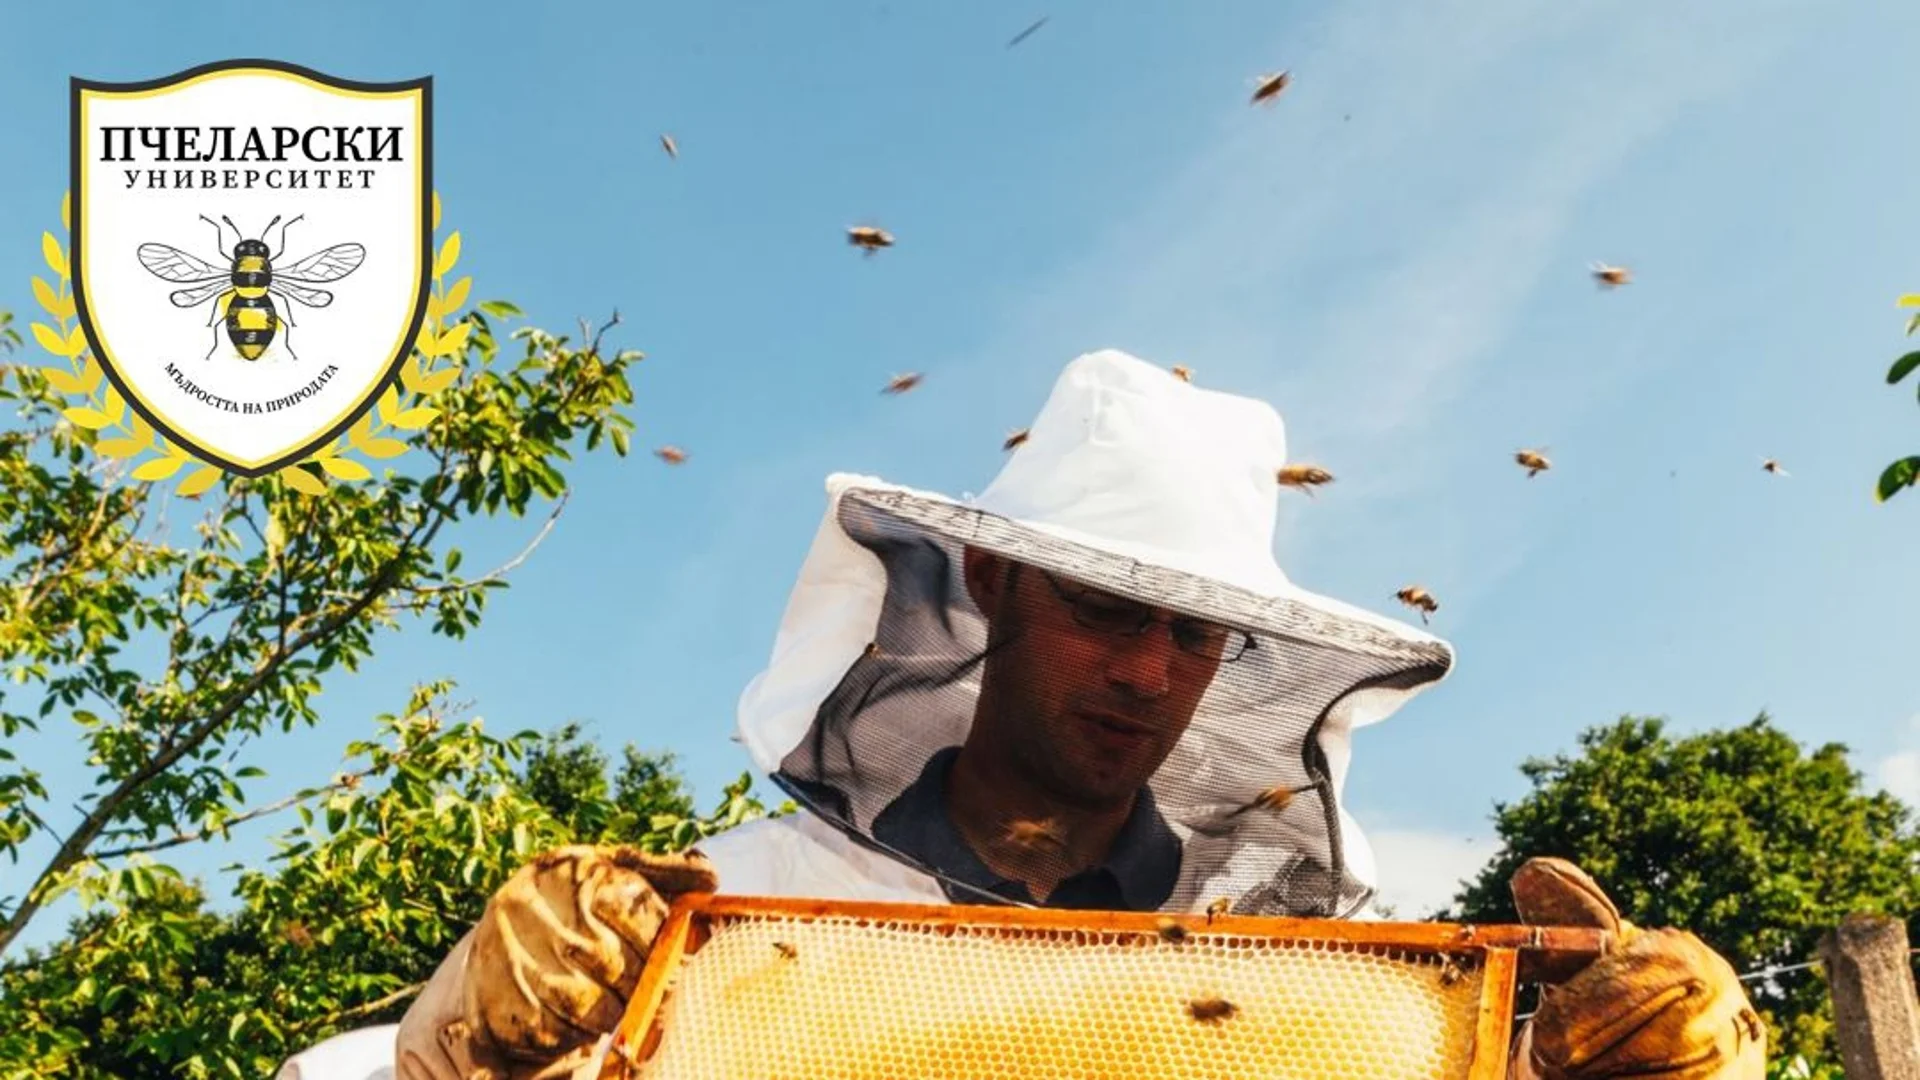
[1036,570,1256,663]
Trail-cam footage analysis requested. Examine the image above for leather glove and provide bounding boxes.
[396,845,718,1080]
[1508,857,1768,1080]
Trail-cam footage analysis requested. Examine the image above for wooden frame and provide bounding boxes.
[598,894,1610,1080]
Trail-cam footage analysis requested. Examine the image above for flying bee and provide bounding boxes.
[1155,917,1190,943]
[1396,585,1439,623]
[1590,262,1632,289]
[661,133,679,160]
[1187,996,1239,1023]
[1003,428,1031,451]
[848,225,895,255]
[138,213,364,363]
[1206,897,1233,924]
[1514,448,1552,477]
[1250,70,1291,106]
[1277,463,1334,494]
[883,372,923,395]
[1762,457,1788,477]
[655,445,689,465]
[1003,818,1065,851]
[1437,957,1467,988]
[1171,365,1193,383]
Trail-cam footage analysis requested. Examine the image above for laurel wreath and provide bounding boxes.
[27,190,469,497]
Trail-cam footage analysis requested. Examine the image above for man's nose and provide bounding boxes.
[1104,626,1178,699]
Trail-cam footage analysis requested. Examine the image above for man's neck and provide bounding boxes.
[943,746,1134,902]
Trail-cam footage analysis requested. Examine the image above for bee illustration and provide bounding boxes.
[772,941,798,960]
[1206,897,1232,924]
[1514,448,1551,478]
[655,445,689,465]
[138,213,364,363]
[1762,458,1788,477]
[1004,818,1065,851]
[1250,71,1291,106]
[1277,463,1334,494]
[848,225,895,255]
[1396,585,1439,623]
[1155,917,1190,943]
[883,372,923,395]
[660,134,679,161]
[1003,428,1031,451]
[1187,996,1240,1023]
[1171,365,1193,383]
[1590,262,1632,289]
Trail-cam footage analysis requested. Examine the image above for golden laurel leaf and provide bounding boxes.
[131,411,154,448]
[176,466,223,498]
[66,326,88,359]
[444,276,472,314]
[350,411,375,447]
[31,323,69,357]
[400,356,424,394]
[279,465,328,497]
[379,384,400,424]
[80,356,103,394]
[433,191,442,232]
[41,233,66,279]
[414,326,438,360]
[102,386,125,426]
[415,368,459,397]
[95,438,144,459]
[132,457,186,482]
[434,232,461,279]
[32,277,58,317]
[61,193,70,232]
[359,437,409,459]
[62,407,111,430]
[41,368,84,395]
[389,407,441,430]
[424,292,443,326]
[438,323,472,356]
[318,457,372,481]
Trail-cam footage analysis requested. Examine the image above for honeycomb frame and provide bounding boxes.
[599,894,1610,1080]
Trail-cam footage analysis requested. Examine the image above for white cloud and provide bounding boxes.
[1877,714,1920,809]
[1364,828,1493,919]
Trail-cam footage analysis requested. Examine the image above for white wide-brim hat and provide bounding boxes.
[737,349,1456,916]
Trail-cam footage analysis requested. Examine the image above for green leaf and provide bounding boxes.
[1875,456,1920,503]
[478,300,524,318]
[1890,351,1920,385]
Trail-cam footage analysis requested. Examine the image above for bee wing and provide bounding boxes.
[279,243,366,284]
[167,279,231,309]
[272,280,335,309]
[138,243,224,284]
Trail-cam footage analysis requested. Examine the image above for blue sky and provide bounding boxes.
[2,0,1918,943]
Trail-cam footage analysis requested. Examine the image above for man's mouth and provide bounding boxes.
[1077,710,1154,739]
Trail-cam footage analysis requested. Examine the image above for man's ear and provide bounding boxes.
[962,546,1009,618]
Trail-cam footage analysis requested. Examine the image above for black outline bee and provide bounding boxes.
[138,213,364,362]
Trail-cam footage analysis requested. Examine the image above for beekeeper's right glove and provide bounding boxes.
[395,845,718,1080]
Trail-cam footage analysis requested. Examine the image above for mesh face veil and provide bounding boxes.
[737,350,1455,920]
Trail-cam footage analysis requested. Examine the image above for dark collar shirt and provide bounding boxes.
[870,746,1183,911]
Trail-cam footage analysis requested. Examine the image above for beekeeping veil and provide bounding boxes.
[735,350,1455,919]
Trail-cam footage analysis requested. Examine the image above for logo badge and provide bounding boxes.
[71,61,431,477]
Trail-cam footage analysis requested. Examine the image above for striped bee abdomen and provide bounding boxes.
[224,293,279,360]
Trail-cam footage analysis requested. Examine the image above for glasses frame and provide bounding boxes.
[1035,569,1257,663]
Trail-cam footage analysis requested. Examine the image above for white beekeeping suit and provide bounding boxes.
[278,350,1765,1080]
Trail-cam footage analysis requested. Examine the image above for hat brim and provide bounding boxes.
[840,481,1456,678]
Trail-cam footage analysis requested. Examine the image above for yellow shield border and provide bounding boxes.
[70,59,432,478]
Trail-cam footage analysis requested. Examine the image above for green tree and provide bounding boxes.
[1878,293,1920,501]
[0,288,641,961]
[1442,714,1920,1064]
[0,687,786,1080]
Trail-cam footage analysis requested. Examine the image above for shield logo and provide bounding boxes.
[71,60,431,477]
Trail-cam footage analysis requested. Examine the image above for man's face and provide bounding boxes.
[963,549,1234,809]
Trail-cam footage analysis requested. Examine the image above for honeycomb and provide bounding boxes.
[630,911,1490,1080]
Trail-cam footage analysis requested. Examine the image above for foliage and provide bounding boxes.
[1878,294,1920,501]
[0,688,788,1080]
[0,293,640,960]
[1442,714,1920,1065]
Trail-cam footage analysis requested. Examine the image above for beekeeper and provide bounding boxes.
[280,350,1766,1080]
